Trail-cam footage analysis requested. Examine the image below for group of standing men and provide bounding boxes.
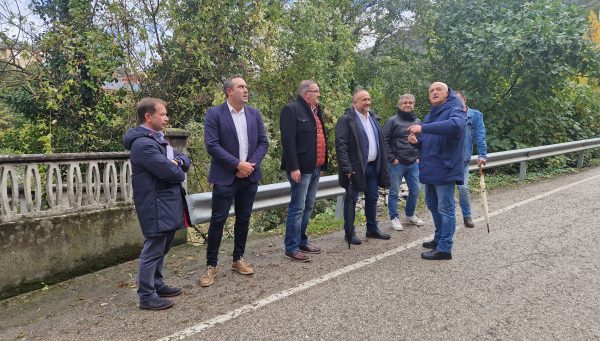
[124,76,487,310]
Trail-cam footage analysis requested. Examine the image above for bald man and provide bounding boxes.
[408,82,466,260]
[335,89,390,245]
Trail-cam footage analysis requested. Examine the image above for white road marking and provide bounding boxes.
[157,172,600,341]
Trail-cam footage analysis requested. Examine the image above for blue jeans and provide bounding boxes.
[138,231,175,302]
[425,183,456,253]
[387,161,420,220]
[457,162,471,218]
[344,163,379,233]
[285,169,320,254]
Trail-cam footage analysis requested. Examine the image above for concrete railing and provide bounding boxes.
[0,153,133,223]
[186,137,600,225]
[0,129,191,224]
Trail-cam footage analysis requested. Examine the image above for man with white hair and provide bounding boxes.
[408,82,466,260]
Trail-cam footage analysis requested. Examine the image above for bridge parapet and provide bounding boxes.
[0,152,132,223]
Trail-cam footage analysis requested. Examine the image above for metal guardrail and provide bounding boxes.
[186,175,345,225]
[186,138,600,225]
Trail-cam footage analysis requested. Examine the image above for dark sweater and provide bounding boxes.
[382,110,421,164]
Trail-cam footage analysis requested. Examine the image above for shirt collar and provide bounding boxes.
[354,109,370,120]
[140,124,164,140]
[227,101,245,115]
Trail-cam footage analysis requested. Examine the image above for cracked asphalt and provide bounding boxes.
[1,167,600,340]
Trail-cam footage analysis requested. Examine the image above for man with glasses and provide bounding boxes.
[280,80,328,262]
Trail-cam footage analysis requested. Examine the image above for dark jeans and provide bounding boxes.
[206,178,258,266]
[137,231,176,302]
[344,162,380,233]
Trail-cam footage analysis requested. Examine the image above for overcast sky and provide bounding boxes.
[0,0,42,39]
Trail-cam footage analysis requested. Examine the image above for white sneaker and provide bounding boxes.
[404,215,424,226]
[391,217,404,231]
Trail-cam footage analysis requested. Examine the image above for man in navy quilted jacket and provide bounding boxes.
[124,97,191,310]
[408,82,466,260]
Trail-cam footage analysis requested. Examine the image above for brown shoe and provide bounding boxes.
[232,258,255,275]
[198,266,217,287]
[285,251,310,262]
[300,244,322,254]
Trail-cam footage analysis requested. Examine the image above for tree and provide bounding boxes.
[429,0,600,151]
[0,0,129,153]
[591,10,600,44]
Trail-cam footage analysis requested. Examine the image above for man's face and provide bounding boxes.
[429,82,449,106]
[227,77,249,105]
[399,97,415,113]
[146,103,168,132]
[304,83,321,107]
[353,90,371,114]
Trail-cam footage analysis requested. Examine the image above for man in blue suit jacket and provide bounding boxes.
[199,76,269,287]
[408,82,466,260]
[124,97,191,310]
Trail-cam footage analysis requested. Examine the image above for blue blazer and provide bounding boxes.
[204,102,269,185]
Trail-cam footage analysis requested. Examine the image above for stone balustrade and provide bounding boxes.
[0,152,133,223]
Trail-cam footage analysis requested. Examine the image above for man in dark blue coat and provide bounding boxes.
[199,76,268,287]
[124,97,191,310]
[408,82,466,260]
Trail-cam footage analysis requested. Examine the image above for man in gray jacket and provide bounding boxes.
[383,94,424,231]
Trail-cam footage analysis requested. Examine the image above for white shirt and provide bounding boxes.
[355,109,377,162]
[227,101,249,162]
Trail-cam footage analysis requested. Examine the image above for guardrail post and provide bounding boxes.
[577,151,584,168]
[519,161,527,180]
[335,195,344,219]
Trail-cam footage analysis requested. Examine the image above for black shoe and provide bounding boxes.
[156,285,182,298]
[421,250,452,260]
[139,297,175,310]
[422,240,437,249]
[464,217,475,228]
[345,234,362,245]
[366,229,391,240]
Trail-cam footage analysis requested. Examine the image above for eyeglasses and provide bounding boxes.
[307,89,320,93]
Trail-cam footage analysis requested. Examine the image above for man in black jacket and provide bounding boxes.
[280,80,328,262]
[335,89,390,245]
[383,94,424,232]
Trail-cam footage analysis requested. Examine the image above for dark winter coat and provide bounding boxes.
[123,126,191,237]
[280,96,329,173]
[335,108,390,191]
[417,91,466,185]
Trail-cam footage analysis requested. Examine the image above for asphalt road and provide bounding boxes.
[2,167,600,340]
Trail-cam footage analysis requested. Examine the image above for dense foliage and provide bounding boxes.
[1,0,599,184]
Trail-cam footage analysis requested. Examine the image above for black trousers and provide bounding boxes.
[206,178,258,266]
